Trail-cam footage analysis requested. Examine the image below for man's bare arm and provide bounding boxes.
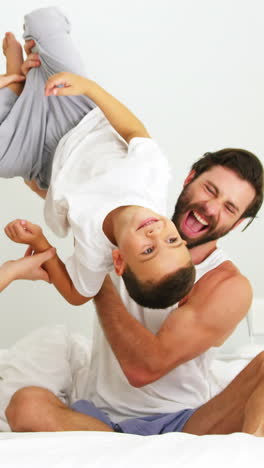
[95,263,252,387]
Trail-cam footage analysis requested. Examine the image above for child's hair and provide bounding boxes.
[122,260,196,309]
[190,148,264,228]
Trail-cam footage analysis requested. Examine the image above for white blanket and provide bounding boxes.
[0,326,263,467]
[0,325,91,431]
[0,431,263,467]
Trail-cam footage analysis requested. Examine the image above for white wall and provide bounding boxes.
[0,0,263,347]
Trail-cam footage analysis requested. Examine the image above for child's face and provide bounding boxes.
[112,208,191,282]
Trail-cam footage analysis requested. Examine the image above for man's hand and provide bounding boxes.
[45,72,90,97]
[0,73,25,89]
[4,219,47,251]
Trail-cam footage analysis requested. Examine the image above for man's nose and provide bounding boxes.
[204,198,221,216]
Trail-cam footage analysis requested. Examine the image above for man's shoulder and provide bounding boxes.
[182,259,252,345]
[191,260,252,308]
[203,259,246,282]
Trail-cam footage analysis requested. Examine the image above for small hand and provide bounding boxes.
[4,219,44,246]
[45,72,88,97]
[0,73,25,89]
[20,39,40,76]
[24,39,36,56]
[21,53,41,76]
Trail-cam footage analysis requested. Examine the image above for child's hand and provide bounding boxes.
[23,39,36,56]
[4,219,45,248]
[21,39,41,76]
[45,72,89,97]
[21,54,41,76]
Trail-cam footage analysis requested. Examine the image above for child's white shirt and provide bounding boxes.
[44,107,171,297]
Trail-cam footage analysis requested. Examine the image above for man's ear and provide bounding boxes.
[112,249,126,276]
[183,169,196,187]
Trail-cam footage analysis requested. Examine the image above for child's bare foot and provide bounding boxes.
[2,32,23,73]
[2,32,24,95]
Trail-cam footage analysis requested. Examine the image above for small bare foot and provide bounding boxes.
[2,32,24,75]
[2,32,24,95]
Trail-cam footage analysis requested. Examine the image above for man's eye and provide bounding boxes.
[142,247,154,255]
[205,184,215,194]
[167,237,177,244]
[226,204,235,214]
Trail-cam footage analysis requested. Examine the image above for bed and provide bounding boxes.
[0,325,263,467]
[0,430,263,467]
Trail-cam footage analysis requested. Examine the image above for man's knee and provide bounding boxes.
[252,351,264,373]
[6,386,63,431]
[240,351,264,386]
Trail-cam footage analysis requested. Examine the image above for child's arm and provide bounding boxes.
[0,247,55,292]
[45,72,150,143]
[4,220,92,305]
[24,179,47,199]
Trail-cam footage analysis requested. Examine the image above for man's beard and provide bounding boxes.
[172,185,236,248]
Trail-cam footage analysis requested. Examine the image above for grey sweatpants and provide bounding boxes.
[0,7,95,188]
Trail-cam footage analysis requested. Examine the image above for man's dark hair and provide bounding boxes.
[122,261,196,309]
[191,148,263,228]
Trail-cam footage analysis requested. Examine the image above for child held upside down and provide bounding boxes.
[3,9,195,308]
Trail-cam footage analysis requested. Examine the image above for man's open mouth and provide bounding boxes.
[137,217,159,230]
[184,210,209,234]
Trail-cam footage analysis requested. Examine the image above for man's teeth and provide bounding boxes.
[193,211,208,226]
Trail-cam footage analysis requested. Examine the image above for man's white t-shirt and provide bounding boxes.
[44,107,170,297]
[74,248,230,423]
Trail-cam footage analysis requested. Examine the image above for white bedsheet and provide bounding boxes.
[0,431,263,467]
[0,326,263,467]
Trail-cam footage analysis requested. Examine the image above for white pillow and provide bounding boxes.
[0,325,80,431]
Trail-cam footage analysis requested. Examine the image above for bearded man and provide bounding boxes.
[6,148,264,437]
